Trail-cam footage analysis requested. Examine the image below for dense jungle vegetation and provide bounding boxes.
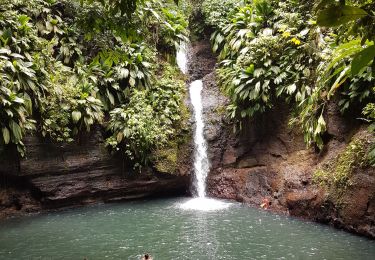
[199,0,374,164]
[0,0,190,169]
[1,0,374,169]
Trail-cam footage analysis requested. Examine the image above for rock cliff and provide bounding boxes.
[0,127,190,218]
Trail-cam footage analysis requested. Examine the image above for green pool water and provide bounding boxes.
[0,197,374,259]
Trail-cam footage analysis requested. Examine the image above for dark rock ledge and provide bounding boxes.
[0,127,189,219]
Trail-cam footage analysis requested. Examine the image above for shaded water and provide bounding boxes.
[0,197,374,260]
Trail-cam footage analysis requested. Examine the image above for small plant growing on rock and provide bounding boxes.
[313,136,373,191]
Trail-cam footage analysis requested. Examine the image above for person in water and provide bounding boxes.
[141,254,153,260]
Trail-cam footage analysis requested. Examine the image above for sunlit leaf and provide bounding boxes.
[72,111,82,123]
[351,45,375,76]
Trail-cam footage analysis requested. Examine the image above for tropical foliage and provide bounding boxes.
[202,0,374,150]
[106,63,187,167]
[0,0,189,168]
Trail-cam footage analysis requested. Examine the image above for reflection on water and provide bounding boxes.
[0,197,374,260]
[198,211,219,259]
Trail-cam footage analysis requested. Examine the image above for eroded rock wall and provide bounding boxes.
[0,127,189,218]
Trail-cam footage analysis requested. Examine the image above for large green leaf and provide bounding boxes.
[351,45,375,76]
[317,6,368,27]
[2,127,10,144]
[9,120,22,143]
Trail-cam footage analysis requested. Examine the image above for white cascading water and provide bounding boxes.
[176,43,231,211]
[189,80,209,198]
[176,42,188,74]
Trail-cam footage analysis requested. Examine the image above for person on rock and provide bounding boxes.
[260,198,270,209]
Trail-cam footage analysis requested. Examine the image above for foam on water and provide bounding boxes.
[179,198,232,211]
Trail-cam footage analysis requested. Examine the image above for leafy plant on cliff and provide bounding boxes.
[0,0,189,167]
[88,43,154,110]
[0,4,51,111]
[313,135,373,190]
[292,0,375,148]
[362,99,375,165]
[106,63,187,168]
[316,0,375,76]
[81,0,143,18]
[40,65,103,142]
[210,1,319,131]
[202,0,374,150]
[0,85,35,156]
[201,0,243,28]
[106,90,165,166]
[141,1,189,56]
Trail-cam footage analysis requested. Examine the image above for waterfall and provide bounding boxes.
[176,42,188,74]
[176,43,231,211]
[189,80,209,197]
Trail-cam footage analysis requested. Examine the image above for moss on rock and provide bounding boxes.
[149,60,192,175]
[153,143,179,174]
[313,133,374,192]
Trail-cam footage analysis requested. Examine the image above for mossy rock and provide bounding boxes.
[313,131,374,195]
[152,144,179,174]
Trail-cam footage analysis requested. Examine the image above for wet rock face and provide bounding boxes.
[0,127,189,218]
[188,40,217,82]
[325,98,360,142]
[192,38,375,238]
